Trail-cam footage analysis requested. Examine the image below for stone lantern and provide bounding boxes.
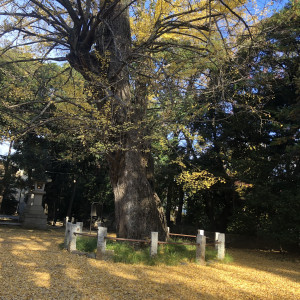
[22,177,51,230]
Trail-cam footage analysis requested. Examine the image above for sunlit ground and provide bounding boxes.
[0,227,299,299]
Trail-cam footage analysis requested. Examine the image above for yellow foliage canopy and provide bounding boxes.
[177,169,225,194]
[131,0,247,45]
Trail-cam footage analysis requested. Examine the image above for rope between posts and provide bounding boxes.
[73,232,97,237]
[168,233,213,240]
[105,236,150,243]
[206,242,221,246]
[159,241,197,246]
[104,237,205,246]
[73,233,221,245]
[168,233,196,238]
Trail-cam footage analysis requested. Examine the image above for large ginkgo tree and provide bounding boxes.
[0,0,251,239]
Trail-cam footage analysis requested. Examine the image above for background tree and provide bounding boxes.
[227,2,300,244]
[157,1,299,246]
[0,53,114,220]
[146,1,299,244]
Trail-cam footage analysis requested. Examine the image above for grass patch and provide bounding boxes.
[222,251,234,263]
[106,239,197,265]
[76,236,97,253]
[75,236,233,265]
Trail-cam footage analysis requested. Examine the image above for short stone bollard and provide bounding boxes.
[198,229,204,236]
[196,233,206,265]
[77,222,83,232]
[96,227,107,260]
[68,222,82,252]
[150,232,158,256]
[64,221,71,248]
[217,233,225,260]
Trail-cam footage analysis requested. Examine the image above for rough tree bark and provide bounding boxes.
[108,148,167,239]
[66,0,167,239]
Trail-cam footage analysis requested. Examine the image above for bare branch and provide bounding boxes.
[0,57,67,67]
[218,0,253,40]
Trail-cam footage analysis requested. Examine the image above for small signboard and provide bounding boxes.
[91,203,98,217]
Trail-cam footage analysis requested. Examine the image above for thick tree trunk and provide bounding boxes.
[99,0,166,240]
[108,147,167,240]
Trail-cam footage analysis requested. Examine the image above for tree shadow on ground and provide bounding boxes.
[226,248,300,283]
[0,228,299,299]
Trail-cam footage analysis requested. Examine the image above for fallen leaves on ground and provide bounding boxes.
[0,228,299,299]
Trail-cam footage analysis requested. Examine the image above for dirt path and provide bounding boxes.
[0,227,299,299]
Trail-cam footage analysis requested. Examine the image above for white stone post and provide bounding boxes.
[198,229,204,236]
[167,227,170,241]
[215,232,220,250]
[150,232,158,256]
[96,227,107,260]
[64,221,71,248]
[196,233,206,265]
[64,217,68,246]
[64,217,69,237]
[217,233,225,260]
[77,221,83,232]
[68,223,81,252]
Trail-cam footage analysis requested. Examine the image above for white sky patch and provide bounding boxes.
[0,141,15,156]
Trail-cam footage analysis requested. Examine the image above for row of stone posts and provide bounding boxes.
[165,227,225,264]
[198,230,226,261]
[64,219,107,259]
[96,227,225,264]
[65,222,225,263]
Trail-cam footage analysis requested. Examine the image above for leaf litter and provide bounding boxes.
[0,228,299,299]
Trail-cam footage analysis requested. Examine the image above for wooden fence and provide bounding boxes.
[64,220,225,264]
